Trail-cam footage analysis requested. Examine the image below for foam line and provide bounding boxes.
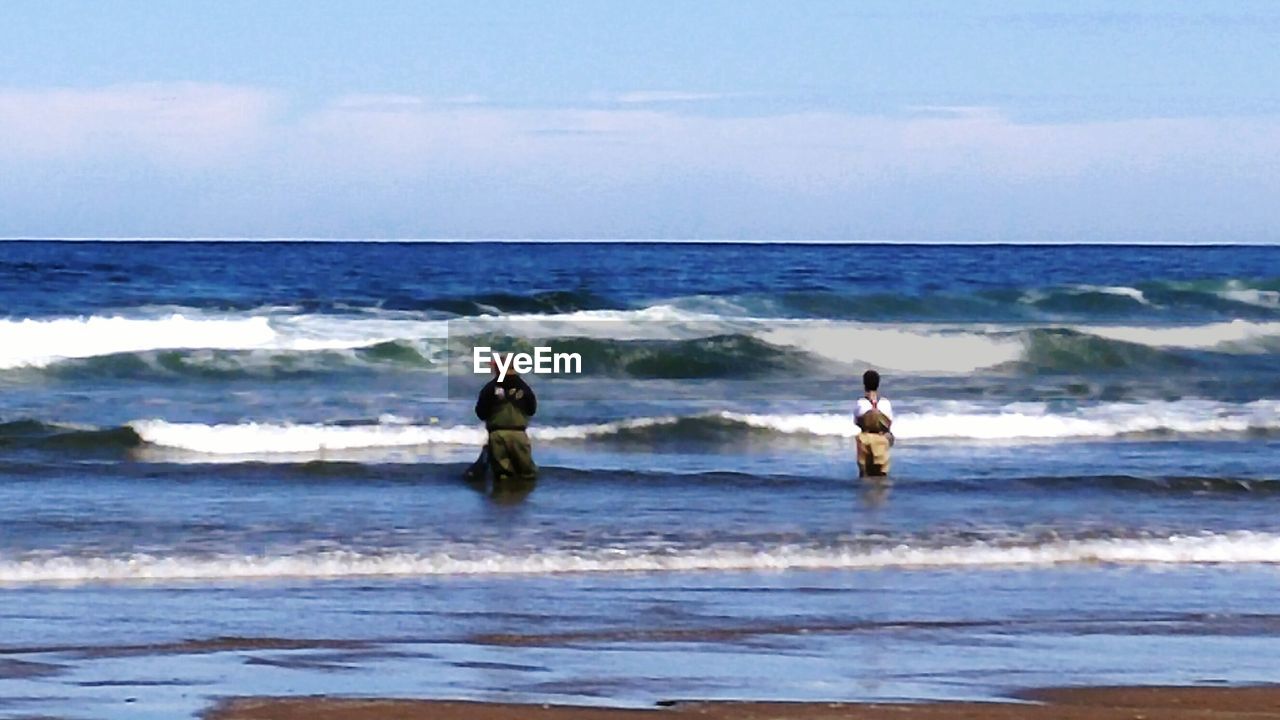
[128,400,1280,456]
[721,400,1280,440]
[4,532,1280,585]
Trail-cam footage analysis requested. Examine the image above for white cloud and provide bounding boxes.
[0,83,279,166]
[441,94,488,106]
[2,84,1279,238]
[904,105,1003,118]
[331,94,427,110]
[279,98,1280,191]
[610,90,746,104]
[330,93,488,110]
[6,84,1276,187]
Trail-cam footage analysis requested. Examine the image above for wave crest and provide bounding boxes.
[114,400,1280,457]
[5,532,1280,586]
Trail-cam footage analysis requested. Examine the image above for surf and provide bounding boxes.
[5,299,1280,379]
[5,531,1280,586]
[114,399,1280,457]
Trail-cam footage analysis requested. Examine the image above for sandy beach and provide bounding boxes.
[210,687,1280,720]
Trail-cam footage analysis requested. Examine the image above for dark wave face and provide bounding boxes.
[451,333,820,379]
[390,290,619,315]
[0,419,142,457]
[685,278,1280,323]
[17,335,815,382]
[35,343,444,381]
[1012,328,1280,373]
[1018,474,1280,495]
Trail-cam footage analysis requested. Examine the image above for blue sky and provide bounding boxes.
[2,1,1278,241]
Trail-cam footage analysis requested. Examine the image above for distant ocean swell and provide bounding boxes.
[7,276,1275,320]
[3,310,1280,377]
[4,531,1280,586]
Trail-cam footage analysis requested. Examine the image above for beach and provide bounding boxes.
[211,687,1280,720]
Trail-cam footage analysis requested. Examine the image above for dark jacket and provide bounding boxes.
[475,375,537,430]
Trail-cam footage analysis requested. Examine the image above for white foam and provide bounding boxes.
[0,312,448,369]
[1069,284,1151,305]
[718,411,862,437]
[1073,319,1280,350]
[454,307,1021,375]
[491,311,1031,374]
[131,419,486,454]
[452,305,742,341]
[4,532,1280,586]
[756,323,1024,373]
[273,314,447,350]
[720,399,1280,441]
[130,416,682,455]
[1218,288,1280,309]
[530,416,682,441]
[8,306,1277,375]
[0,315,276,369]
[754,317,1280,368]
[132,399,1280,456]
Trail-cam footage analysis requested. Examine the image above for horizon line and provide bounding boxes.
[0,237,1275,247]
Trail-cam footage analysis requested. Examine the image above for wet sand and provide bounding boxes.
[0,636,368,656]
[209,686,1280,720]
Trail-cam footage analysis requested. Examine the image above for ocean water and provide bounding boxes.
[2,241,1280,719]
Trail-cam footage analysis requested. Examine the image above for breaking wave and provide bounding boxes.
[661,277,1280,321]
[5,532,1280,586]
[4,398,1276,459]
[3,305,1279,380]
[0,312,446,370]
[720,399,1280,441]
[114,399,1280,457]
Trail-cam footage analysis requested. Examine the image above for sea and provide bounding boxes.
[1,241,1279,719]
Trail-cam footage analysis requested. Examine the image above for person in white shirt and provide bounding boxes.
[853,369,893,477]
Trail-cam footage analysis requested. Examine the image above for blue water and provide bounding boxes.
[2,241,1280,719]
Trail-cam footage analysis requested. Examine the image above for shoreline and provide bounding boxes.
[208,686,1280,720]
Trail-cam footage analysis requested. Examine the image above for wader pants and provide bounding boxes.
[858,432,891,477]
[487,429,537,485]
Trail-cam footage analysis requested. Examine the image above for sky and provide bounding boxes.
[1,0,1278,242]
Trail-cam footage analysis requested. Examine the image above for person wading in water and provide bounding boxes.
[473,355,538,496]
[854,369,893,478]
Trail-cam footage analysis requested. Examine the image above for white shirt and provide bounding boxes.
[854,396,893,422]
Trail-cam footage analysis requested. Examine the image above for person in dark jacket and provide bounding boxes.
[474,356,538,490]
